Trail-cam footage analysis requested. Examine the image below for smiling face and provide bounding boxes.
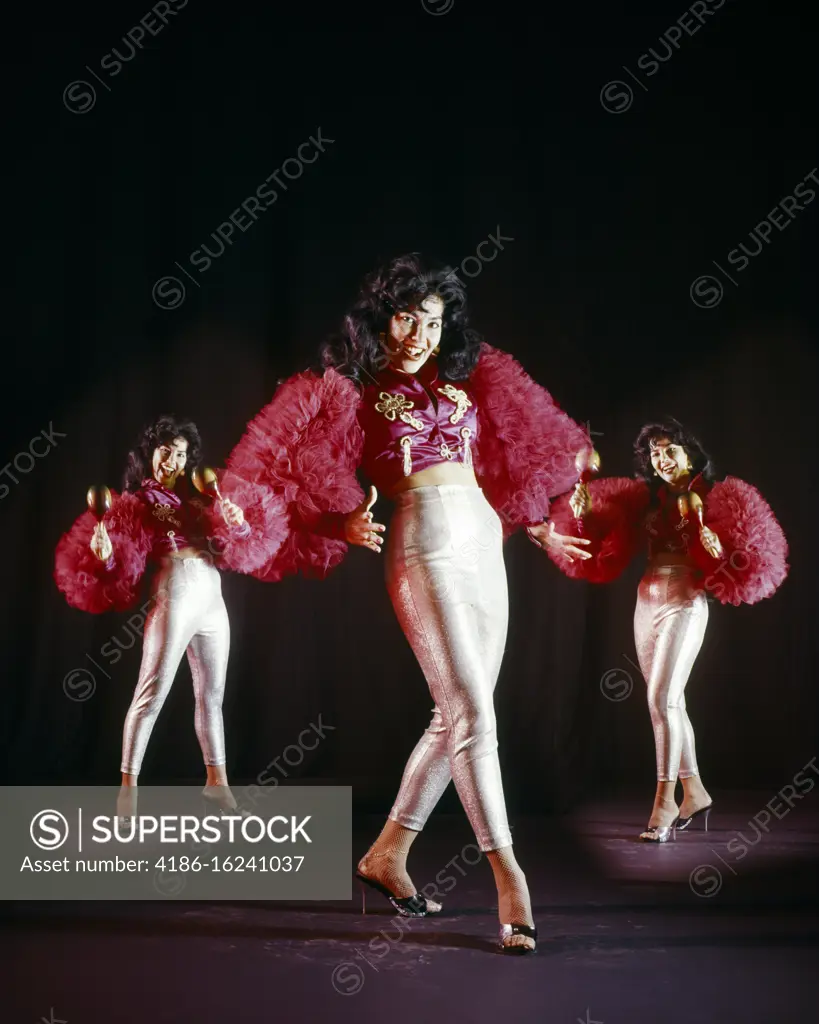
[151,436,188,490]
[649,437,693,489]
[381,294,444,374]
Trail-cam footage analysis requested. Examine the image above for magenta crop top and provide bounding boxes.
[645,473,711,560]
[358,360,479,493]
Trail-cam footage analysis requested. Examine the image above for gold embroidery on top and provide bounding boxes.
[375,392,424,430]
[460,427,473,468]
[152,503,182,527]
[437,384,472,424]
[400,436,413,476]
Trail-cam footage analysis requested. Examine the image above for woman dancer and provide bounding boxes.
[225,254,592,952]
[544,418,788,841]
[54,415,285,815]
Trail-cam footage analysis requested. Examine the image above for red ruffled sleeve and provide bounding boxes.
[688,476,789,605]
[54,490,152,613]
[225,368,365,581]
[470,344,590,534]
[546,476,650,582]
[200,471,289,576]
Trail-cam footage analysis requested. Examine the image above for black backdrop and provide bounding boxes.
[3,1,817,813]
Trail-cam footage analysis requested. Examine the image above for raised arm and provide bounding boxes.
[688,476,789,605]
[470,344,590,534]
[198,470,289,575]
[54,490,152,613]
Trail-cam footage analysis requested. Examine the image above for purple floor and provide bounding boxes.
[6,794,819,1024]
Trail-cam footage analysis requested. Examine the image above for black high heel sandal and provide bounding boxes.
[355,872,440,917]
[498,923,538,955]
[677,804,713,832]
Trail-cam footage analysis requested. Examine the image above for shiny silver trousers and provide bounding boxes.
[385,484,512,851]
[121,556,230,775]
[634,564,709,782]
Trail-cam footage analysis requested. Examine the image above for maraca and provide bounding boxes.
[687,491,723,558]
[575,447,601,485]
[191,466,222,502]
[572,447,600,530]
[192,466,230,523]
[86,485,112,520]
[87,485,113,561]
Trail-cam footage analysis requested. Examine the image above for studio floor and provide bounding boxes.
[5,794,819,1024]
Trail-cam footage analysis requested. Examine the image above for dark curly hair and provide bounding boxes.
[123,415,203,492]
[633,417,716,493]
[318,253,483,383]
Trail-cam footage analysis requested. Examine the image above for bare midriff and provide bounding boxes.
[650,552,694,568]
[386,461,479,499]
[161,546,208,566]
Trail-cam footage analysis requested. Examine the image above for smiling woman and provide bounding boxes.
[546,416,789,844]
[224,252,595,953]
[54,414,287,822]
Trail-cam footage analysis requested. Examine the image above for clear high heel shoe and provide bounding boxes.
[677,804,713,832]
[639,817,679,843]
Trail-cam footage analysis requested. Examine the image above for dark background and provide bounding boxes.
[3,0,816,813]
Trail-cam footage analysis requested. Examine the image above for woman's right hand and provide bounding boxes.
[569,482,592,519]
[90,522,113,562]
[343,486,386,553]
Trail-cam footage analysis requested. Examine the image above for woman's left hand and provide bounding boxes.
[221,499,245,528]
[526,521,592,562]
[699,525,723,559]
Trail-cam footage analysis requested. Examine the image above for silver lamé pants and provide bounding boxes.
[634,564,709,782]
[121,556,230,775]
[385,484,512,851]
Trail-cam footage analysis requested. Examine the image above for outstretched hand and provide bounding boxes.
[526,520,592,563]
[344,486,386,554]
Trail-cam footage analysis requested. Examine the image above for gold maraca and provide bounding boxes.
[86,485,112,520]
[572,448,600,530]
[191,466,223,502]
[192,465,229,523]
[86,485,113,561]
[689,491,723,559]
[575,447,601,484]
